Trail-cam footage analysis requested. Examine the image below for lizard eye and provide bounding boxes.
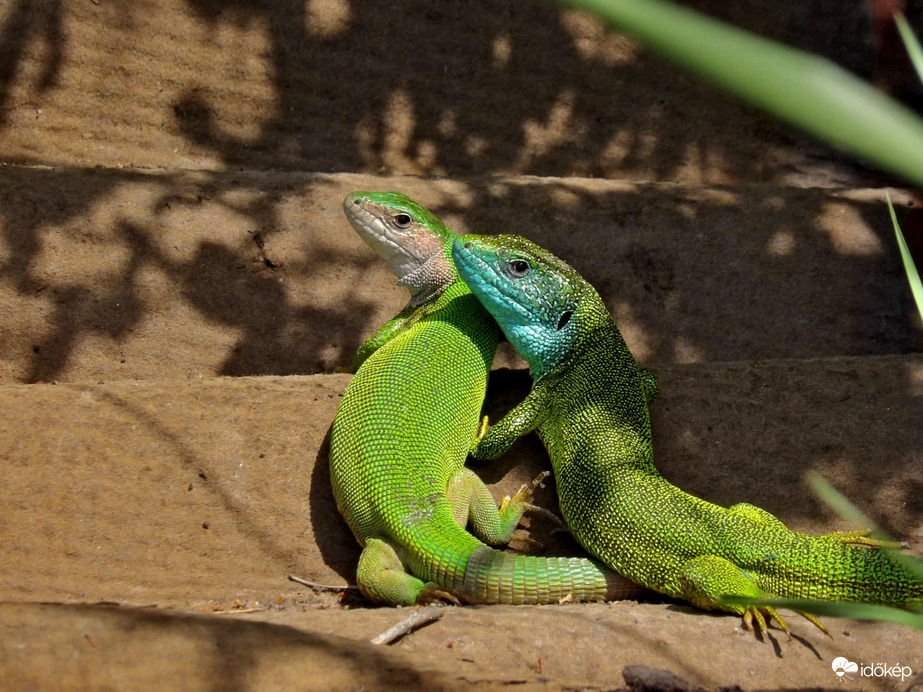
[508,260,530,277]
[393,213,413,228]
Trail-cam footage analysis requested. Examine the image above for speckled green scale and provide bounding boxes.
[452,233,923,628]
[328,192,639,606]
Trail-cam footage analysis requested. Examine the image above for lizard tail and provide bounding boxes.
[441,544,643,605]
[774,539,923,607]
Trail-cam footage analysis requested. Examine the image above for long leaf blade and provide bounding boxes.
[559,0,923,187]
[895,12,923,84]
[885,193,923,321]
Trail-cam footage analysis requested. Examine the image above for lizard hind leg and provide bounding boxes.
[357,538,458,606]
[678,555,799,636]
[726,502,787,529]
[446,467,541,546]
[678,555,830,637]
[818,528,906,549]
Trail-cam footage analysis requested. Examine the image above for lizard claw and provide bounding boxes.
[510,529,544,549]
[522,502,568,530]
[498,472,568,531]
[740,606,829,639]
[530,470,551,489]
[820,529,906,550]
[795,610,832,637]
[742,606,786,638]
[474,415,490,445]
[511,471,552,501]
[417,583,461,605]
[501,471,550,509]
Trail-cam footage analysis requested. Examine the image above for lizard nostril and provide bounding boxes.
[353,198,360,205]
[463,242,471,249]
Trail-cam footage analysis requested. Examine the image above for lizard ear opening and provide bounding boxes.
[556,310,573,331]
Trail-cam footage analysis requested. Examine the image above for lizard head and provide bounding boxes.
[344,191,456,305]
[452,233,605,379]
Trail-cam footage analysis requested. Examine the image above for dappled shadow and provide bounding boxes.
[0,0,920,529]
[456,181,921,364]
[0,0,64,128]
[166,0,905,183]
[4,0,915,181]
[1,0,920,382]
[0,169,919,381]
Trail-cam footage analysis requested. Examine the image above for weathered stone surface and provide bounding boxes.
[2,0,921,688]
[1,168,918,384]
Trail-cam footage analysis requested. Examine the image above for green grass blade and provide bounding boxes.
[895,12,923,84]
[885,193,923,322]
[808,472,923,581]
[721,596,923,629]
[557,0,923,187]
[806,472,875,530]
[726,475,923,628]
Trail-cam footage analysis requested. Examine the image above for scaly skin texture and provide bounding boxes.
[452,233,923,632]
[328,192,640,606]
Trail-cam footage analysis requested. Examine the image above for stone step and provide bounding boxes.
[0,166,918,384]
[2,354,919,610]
[1,0,910,186]
[3,600,920,690]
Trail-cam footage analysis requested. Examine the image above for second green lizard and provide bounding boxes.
[452,232,923,633]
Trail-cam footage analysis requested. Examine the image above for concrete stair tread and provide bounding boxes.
[1,166,918,385]
[2,354,919,608]
[3,600,920,691]
[1,355,920,689]
[1,0,905,187]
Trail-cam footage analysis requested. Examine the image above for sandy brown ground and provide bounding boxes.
[2,361,921,690]
[2,0,923,689]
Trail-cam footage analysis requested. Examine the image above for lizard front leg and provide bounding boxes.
[470,376,555,460]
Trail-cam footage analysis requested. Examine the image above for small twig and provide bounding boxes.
[370,606,445,645]
[214,608,264,615]
[288,574,358,591]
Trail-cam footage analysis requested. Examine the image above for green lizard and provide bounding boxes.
[451,233,923,633]
[328,192,640,606]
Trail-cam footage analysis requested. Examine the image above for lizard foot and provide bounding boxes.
[740,605,829,638]
[417,582,461,606]
[680,555,830,639]
[741,605,789,637]
[499,470,550,510]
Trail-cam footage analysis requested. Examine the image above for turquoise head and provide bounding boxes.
[452,234,598,379]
